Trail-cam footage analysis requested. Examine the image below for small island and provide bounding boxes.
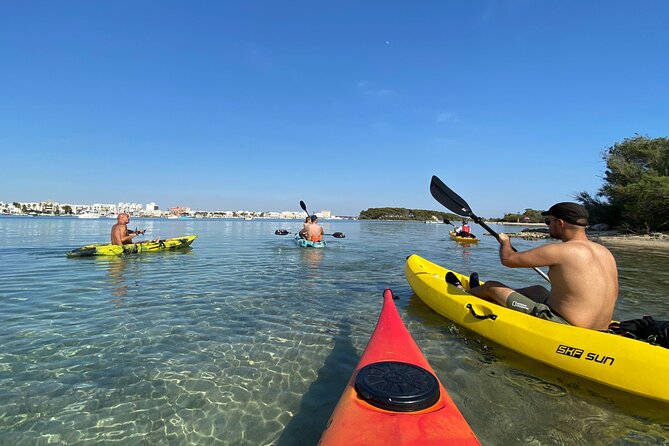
[359,207,460,221]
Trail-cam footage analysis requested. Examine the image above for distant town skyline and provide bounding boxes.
[0,199,338,219]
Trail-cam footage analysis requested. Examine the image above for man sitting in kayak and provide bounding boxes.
[306,215,324,242]
[446,202,618,330]
[111,213,150,245]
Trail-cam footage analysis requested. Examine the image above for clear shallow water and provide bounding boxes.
[0,216,668,445]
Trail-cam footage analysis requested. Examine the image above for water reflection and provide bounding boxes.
[299,248,324,269]
[461,245,472,268]
[105,257,129,303]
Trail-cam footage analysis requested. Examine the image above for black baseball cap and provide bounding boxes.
[541,202,589,226]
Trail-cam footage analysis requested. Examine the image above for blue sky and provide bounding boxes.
[1,1,667,217]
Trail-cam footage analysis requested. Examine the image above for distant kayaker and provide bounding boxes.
[447,202,619,330]
[458,220,475,238]
[306,215,324,242]
[111,213,147,245]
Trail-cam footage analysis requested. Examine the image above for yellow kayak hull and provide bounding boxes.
[405,254,669,403]
[449,230,479,243]
[67,235,198,257]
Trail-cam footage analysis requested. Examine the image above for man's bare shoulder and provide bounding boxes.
[560,238,615,261]
[564,237,611,250]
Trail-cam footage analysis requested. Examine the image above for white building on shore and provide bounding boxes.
[89,203,117,215]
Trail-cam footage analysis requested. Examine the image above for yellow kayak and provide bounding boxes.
[67,235,198,257]
[449,230,478,243]
[405,254,669,403]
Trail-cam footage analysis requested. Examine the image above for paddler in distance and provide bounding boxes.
[111,213,150,245]
[306,215,324,242]
[458,220,475,238]
[446,202,618,330]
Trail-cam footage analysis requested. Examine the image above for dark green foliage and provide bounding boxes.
[614,175,669,232]
[501,213,522,222]
[573,191,619,226]
[501,209,544,223]
[577,135,669,232]
[359,207,460,221]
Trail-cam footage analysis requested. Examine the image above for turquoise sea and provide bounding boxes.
[1,216,668,445]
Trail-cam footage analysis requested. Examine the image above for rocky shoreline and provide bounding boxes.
[502,227,669,248]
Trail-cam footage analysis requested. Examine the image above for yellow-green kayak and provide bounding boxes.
[405,254,669,404]
[67,235,198,257]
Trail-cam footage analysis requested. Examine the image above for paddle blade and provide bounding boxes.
[332,232,345,238]
[275,229,290,235]
[443,218,451,225]
[299,200,308,214]
[430,175,473,217]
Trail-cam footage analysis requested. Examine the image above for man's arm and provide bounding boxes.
[499,233,560,268]
[112,225,137,245]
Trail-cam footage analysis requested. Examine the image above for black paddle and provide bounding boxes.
[299,200,309,216]
[430,175,550,283]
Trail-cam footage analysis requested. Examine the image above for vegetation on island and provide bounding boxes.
[576,135,669,232]
[492,135,669,231]
[496,209,544,223]
[359,207,460,221]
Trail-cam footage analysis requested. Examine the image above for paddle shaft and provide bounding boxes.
[275,230,345,238]
[478,218,551,282]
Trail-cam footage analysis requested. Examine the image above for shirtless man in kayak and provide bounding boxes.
[448,202,618,330]
[111,213,147,245]
[306,215,324,242]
